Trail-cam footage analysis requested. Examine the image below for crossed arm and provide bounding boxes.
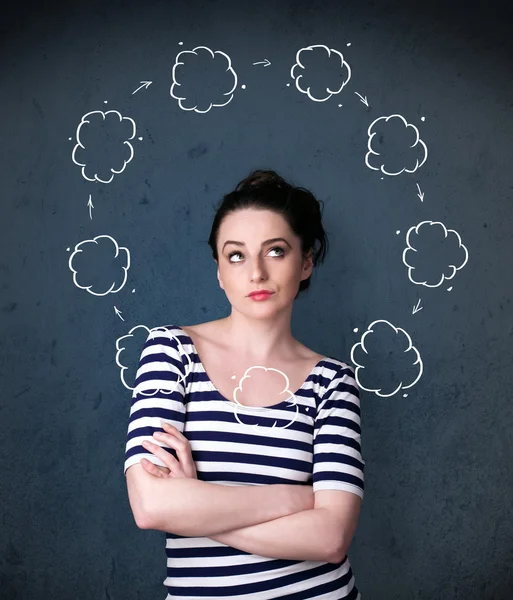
[206,486,361,564]
[207,499,345,564]
[130,468,346,564]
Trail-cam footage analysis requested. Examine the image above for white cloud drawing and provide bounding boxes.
[290,44,351,102]
[68,234,130,296]
[351,320,423,397]
[170,46,238,113]
[403,221,469,287]
[72,110,136,184]
[116,325,192,395]
[366,114,428,176]
[231,366,300,430]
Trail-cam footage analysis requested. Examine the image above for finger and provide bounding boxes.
[155,464,171,474]
[141,458,165,477]
[153,432,193,477]
[153,431,187,452]
[158,464,171,471]
[161,422,188,443]
[142,439,179,471]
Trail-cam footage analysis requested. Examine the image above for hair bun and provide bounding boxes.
[236,169,288,192]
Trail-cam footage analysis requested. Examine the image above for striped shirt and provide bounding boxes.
[124,324,365,599]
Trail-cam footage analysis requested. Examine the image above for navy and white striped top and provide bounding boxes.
[124,324,365,600]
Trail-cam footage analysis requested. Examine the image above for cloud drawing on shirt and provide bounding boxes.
[231,366,300,430]
[402,220,469,287]
[351,320,423,397]
[290,44,351,102]
[170,45,238,113]
[365,114,427,176]
[116,325,192,395]
[68,234,130,296]
[72,110,137,183]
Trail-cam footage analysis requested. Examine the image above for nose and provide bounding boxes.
[249,256,268,283]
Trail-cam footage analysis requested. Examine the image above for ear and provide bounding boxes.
[301,249,314,281]
[215,260,224,290]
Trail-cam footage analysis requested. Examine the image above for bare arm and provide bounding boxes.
[208,506,342,564]
[150,473,339,563]
[129,464,313,536]
[128,466,340,563]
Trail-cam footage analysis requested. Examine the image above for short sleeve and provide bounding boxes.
[123,326,187,475]
[312,364,365,499]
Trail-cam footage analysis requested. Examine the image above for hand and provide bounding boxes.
[140,422,198,480]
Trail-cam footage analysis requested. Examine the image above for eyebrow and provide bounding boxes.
[222,237,292,252]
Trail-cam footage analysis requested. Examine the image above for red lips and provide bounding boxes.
[248,290,273,297]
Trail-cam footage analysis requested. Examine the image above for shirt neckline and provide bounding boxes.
[173,324,327,411]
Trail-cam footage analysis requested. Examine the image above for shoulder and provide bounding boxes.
[294,340,326,363]
[328,359,356,376]
[144,325,192,366]
[149,323,201,339]
[315,355,355,377]
[146,324,185,344]
[174,320,214,335]
[318,358,358,395]
[178,319,229,351]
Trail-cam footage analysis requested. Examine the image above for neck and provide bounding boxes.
[219,310,296,362]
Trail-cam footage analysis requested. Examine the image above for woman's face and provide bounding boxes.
[215,208,313,310]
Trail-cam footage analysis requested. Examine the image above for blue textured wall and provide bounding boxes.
[1,0,512,598]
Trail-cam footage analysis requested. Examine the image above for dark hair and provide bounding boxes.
[207,169,329,299]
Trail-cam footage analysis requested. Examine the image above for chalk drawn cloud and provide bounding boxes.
[366,114,427,176]
[68,234,130,296]
[403,221,469,287]
[290,44,351,102]
[351,320,423,397]
[231,366,299,430]
[72,110,136,184]
[116,325,192,395]
[170,46,238,113]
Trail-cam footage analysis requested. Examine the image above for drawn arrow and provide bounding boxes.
[416,183,424,202]
[114,306,125,321]
[87,194,94,220]
[354,92,369,107]
[132,81,152,95]
[412,299,423,314]
[253,59,271,67]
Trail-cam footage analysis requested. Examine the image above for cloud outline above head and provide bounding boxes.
[72,110,137,184]
[290,44,351,102]
[402,220,469,287]
[170,45,238,113]
[68,234,130,296]
[365,114,428,176]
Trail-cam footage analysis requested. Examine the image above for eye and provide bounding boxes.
[228,246,285,263]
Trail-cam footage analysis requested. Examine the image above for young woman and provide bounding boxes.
[124,169,365,599]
